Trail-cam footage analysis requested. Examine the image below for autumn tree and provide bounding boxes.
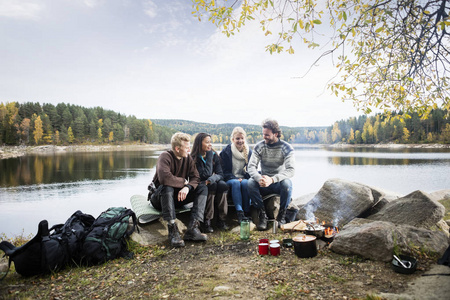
[98,118,103,142]
[54,130,60,145]
[331,122,342,143]
[348,128,355,144]
[0,102,20,144]
[19,118,31,144]
[193,0,450,117]
[33,115,44,145]
[68,126,75,144]
[441,123,450,142]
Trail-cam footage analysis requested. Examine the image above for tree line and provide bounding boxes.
[0,102,174,145]
[292,110,450,144]
[1,101,449,146]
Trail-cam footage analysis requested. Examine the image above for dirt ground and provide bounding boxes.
[0,227,437,300]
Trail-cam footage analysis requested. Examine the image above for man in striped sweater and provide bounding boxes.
[248,119,295,230]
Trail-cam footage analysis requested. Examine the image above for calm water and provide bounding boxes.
[1,146,449,236]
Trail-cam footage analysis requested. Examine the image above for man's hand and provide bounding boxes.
[178,186,189,201]
[259,175,273,187]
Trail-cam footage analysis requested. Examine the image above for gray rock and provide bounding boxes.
[329,219,396,261]
[367,190,445,229]
[329,218,449,262]
[296,178,376,226]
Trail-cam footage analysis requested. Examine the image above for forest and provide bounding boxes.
[0,101,449,146]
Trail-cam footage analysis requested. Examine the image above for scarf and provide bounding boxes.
[231,143,248,178]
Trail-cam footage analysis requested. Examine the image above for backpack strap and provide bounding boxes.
[0,220,49,279]
[0,241,15,280]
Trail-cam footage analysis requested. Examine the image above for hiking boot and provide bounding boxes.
[257,208,268,231]
[168,223,185,248]
[184,219,208,241]
[216,219,229,231]
[236,210,245,223]
[277,208,287,227]
[201,219,214,233]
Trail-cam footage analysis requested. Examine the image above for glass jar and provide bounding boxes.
[240,219,250,240]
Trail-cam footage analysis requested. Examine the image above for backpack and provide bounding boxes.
[438,244,450,267]
[0,210,95,278]
[81,207,139,265]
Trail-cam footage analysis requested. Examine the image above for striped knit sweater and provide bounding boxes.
[248,139,295,183]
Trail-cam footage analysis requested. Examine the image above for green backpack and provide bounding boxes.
[81,207,138,265]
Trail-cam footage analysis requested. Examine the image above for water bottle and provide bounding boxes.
[240,219,250,240]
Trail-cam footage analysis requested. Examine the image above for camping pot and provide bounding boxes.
[304,224,325,238]
[293,235,318,258]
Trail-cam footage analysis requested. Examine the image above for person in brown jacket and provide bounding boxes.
[150,132,208,247]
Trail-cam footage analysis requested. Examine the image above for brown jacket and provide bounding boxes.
[152,150,200,190]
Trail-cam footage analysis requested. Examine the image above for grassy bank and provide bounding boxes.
[0,228,439,300]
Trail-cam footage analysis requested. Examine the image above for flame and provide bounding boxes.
[324,225,339,237]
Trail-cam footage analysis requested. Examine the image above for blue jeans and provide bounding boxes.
[248,178,292,210]
[226,179,250,213]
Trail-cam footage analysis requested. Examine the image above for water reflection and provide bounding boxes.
[1,147,449,236]
[328,156,439,165]
[0,151,158,187]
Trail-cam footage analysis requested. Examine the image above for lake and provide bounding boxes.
[1,146,449,236]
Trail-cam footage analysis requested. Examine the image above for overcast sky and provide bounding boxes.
[0,0,363,127]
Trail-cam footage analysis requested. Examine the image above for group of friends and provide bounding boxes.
[150,119,295,248]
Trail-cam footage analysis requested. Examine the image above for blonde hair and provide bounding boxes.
[231,126,246,141]
[230,127,249,164]
[171,132,191,151]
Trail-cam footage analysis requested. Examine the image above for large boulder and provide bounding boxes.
[367,190,445,229]
[296,178,377,226]
[330,218,449,262]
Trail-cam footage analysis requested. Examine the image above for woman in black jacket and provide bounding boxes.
[191,133,229,232]
[220,127,252,223]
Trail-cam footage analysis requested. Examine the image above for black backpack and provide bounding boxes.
[0,210,95,278]
[81,207,139,265]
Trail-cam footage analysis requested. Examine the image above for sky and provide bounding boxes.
[0,0,363,127]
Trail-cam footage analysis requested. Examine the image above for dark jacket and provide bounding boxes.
[194,150,224,184]
[219,144,252,181]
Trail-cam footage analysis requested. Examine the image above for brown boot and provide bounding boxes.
[184,219,207,241]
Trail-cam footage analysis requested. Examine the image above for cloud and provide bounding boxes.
[143,0,157,18]
[83,0,105,8]
[0,0,43,20]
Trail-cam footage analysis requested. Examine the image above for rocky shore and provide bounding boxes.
[0,144,170,159]
[1,143,448,160]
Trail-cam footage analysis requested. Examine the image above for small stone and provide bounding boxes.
[213,285,231,292]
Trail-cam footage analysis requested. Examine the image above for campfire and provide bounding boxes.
[281,219,340,241]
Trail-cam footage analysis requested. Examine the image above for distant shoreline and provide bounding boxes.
[1,142,449,160]
[0,144,170,160]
